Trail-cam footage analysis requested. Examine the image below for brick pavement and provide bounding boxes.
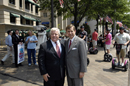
[0,45,129,86]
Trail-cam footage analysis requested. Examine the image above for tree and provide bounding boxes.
[39,0,96,30]
[39,0,130,31]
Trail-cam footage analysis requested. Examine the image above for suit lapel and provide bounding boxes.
[68,36,77,52]
[66,39,69,54]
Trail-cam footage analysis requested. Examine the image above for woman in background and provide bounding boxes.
[26,31,38,66]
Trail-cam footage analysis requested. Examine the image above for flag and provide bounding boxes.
[59,0,64,8]
[33,0,38,3]
[104,16,113,24]
[116,21,123,27]
[78,0,81,1]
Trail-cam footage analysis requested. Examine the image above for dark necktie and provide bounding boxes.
[55,42,60,58]
[69,40,71,48]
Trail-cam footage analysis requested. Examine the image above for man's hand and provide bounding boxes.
[19,42,22,44]
[30,41,33,43]
[124,43,127,46]
[43,74,50,82]
[79,72,84,78]
[10,47,12,51]
[102,40,105,43]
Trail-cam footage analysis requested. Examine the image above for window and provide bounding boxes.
[26,20,30,25]
[36,21,39,25]
[25,2,30,10]
[31,4,33,11]
[10,16,16,23]
[35,6,38,14]
[9,0,15,4]
[20,17,23,24]
[43,13,47,17]
[31,21,33,25]
[19,0,22,7]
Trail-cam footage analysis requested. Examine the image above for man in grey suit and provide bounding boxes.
[65,24,87,86]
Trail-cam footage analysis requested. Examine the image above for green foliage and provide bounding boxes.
[39,0,130,29]
[83,23,91,35]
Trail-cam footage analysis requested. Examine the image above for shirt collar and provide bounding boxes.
[51,39,60,45]
[119,32,124,35]
[69,35,76,42]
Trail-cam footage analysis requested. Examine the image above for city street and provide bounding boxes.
[0,45,129,86]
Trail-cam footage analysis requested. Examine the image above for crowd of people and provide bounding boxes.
[1,23,130,86]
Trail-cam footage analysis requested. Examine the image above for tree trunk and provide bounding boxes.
[103,18,105,38]
[96,18,98,32]
[112,24,114,37]
[114,19,116,35]
[74,2,78,31]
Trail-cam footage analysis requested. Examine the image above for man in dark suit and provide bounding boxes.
[65,24,87,86]
[12,30,24,67]
[38,28,65,86]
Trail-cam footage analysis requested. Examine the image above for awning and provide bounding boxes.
[46,29,51,32]
[36,20,41,22]
[60,30,66,33]
[10,13,20,18]
[42,22,49,24]
[21,15,36,21]
[25,0,40,7]
[25,0,34,5]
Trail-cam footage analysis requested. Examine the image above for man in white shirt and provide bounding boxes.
[113,27,130,66]
[1,30,14,65]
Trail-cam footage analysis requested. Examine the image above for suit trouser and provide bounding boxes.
[44,78,64,86]
[67,75,83,86]
[14,45,18,67]
[2,46,14,63]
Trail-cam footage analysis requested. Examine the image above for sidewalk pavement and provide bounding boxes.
[0,45,129,86]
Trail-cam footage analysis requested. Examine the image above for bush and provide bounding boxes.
[83,23,91,35]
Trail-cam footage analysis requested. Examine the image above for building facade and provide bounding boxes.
[0,0,40,45]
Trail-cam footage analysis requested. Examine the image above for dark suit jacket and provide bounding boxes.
[38,39,65,80]
[12,34,24,45]
[12,34,24,55]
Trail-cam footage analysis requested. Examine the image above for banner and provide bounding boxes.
[17,43,24,64]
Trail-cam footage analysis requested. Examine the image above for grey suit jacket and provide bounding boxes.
[65,36,87,78]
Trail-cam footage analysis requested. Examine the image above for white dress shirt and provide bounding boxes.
[113,33,130,49]
[51,40,62,53]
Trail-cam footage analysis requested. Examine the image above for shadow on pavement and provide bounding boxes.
[103,68,126,73]
[95,60,107,63]
[0,48,43,86]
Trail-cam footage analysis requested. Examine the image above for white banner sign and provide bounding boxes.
[17,43,24,64]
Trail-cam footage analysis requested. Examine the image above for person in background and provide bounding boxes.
[102,28,112,55]
[92,29,98,50]
[78,26,88,43]
[98,34,103,47]
[36,28,47,50]
[12,30,24,67]
[88,35,93,48]
[38,28,65,86]
[26,31,38,66]
[1,30,14,65]
[113,27,130,66]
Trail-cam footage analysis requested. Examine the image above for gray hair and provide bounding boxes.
[50,27,60,35]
